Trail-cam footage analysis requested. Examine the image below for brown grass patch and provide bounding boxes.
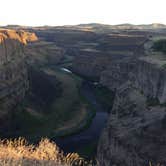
[0,138,93,166]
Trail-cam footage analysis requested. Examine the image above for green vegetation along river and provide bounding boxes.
[1,66,113,158]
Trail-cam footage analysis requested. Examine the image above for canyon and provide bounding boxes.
[1,24,166,165]
[25,26,166,165]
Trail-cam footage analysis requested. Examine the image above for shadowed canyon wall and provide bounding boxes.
[98,56,166,165]
[0,29,37,118]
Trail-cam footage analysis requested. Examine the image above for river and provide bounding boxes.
[55,69,109,153]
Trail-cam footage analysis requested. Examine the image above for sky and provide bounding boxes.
[0,0,166,26]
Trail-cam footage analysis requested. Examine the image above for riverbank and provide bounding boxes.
[1,67,96,141]
[55,80,109,158]
[0,65,113,158]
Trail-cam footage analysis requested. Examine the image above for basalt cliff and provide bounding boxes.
[97,43,166,165]
[0,29,37,119]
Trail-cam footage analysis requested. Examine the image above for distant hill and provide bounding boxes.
[76,23,166,30]
[1,23,166,34]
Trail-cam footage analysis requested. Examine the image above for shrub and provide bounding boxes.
[146,97,160,106]
[152,39,166,53]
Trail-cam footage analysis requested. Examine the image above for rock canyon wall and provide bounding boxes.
[0,29,37,118]
[98,55,166,165]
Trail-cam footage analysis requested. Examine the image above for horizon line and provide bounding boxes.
[1,22,166,28]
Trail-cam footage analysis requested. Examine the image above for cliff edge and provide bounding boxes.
[0,29,37,118]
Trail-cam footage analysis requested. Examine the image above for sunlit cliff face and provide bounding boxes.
[0,29,38,44]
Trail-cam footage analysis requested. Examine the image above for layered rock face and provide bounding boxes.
[98,56,166,165]
[100,58,166,104]
[98,83,166,165]
[0,29,37,118]
[71,33,147,81]
[25,42,65,66]
[72,53,112,80]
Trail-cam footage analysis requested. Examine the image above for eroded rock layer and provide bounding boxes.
[98,56,166,165]
[98,83,166,166]
[101,58,166,103]
[0,29,37,118]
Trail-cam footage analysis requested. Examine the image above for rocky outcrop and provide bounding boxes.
[101,58,166,104]
[72,53,111,80]
[98,56,166,165]
[0,29,37,118]
[25,42,65,66]
[97,83,166,166]
[0,29,37,44]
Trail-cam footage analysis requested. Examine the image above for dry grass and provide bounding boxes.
[0,138,93,166]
